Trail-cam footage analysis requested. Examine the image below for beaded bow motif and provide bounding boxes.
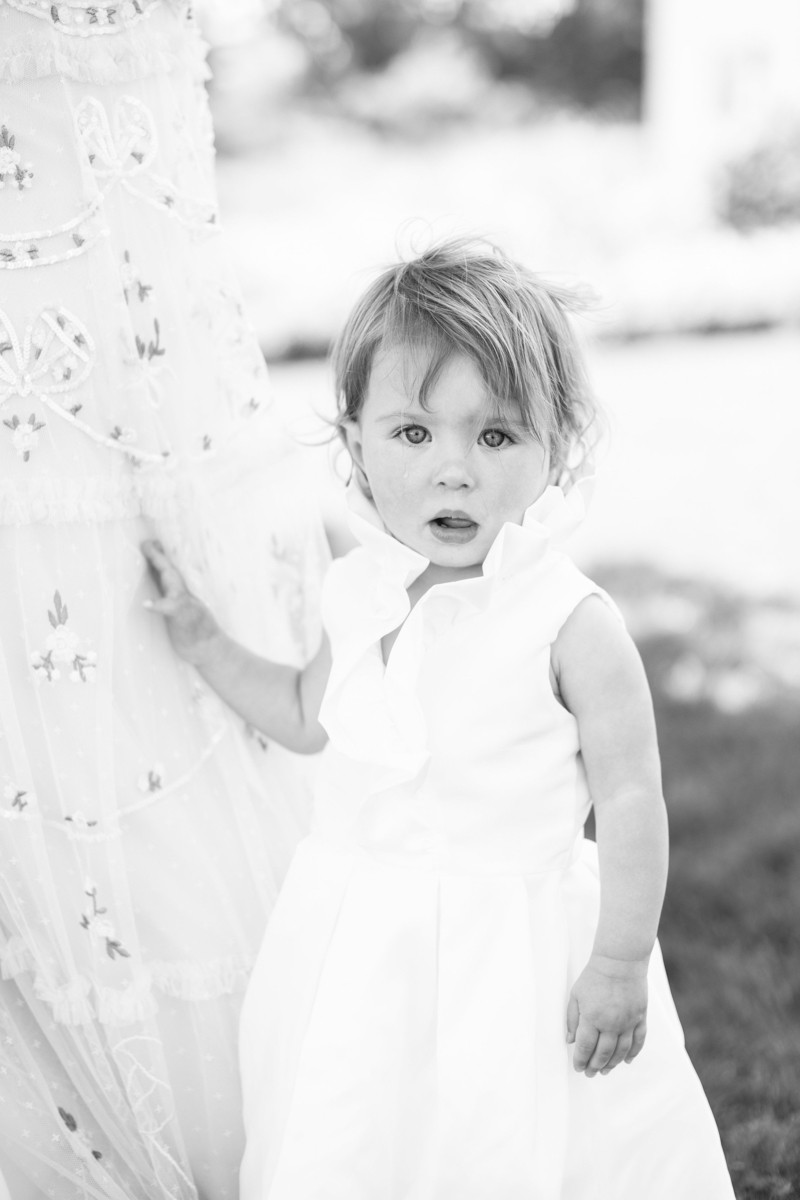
[0,92,216,274]
[0,308,93,459]
[76,94,156,178]
[75,95,218,232]
[0,306,169,465]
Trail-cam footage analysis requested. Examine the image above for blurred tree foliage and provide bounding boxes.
[275,0,644,116]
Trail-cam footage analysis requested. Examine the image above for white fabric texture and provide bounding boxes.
[239,483,735,1200]
[0,3,326,1197]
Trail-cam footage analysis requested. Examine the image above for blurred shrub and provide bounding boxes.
[719,128,800,232]
[333,30,503,135]
[595,563,800,711]
[276,0,644,119]
[461,0,643,115]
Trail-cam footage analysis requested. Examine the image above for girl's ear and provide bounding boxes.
[340,419,372,498]
[340,418,363,468]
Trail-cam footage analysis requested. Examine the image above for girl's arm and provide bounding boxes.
[141,540,331,754]
[551,593,668,1078]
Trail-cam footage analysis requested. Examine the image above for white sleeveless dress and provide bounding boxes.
[239,483,735,1200]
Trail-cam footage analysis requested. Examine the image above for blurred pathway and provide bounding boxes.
[267,329,800,597]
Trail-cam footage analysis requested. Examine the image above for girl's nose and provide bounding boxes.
[433,456,475,490]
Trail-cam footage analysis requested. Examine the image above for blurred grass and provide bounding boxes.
[656,699,800,1198]
[599,565,800,1199]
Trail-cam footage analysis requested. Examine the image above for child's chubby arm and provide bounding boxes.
[550,593,668,1079]
[141,540,331,754]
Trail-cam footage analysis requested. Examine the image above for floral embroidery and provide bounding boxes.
[80,879,130,960]
[136,764,164,794]
[130,317,169,407]
[64,811,98,830]
[0,200,107,273]
[3,413,46,462]
[4,0,161,36]
[3,781,28,812]
[120,250,152,304]
[59,1107,77,1132]
[192,284,268,417]
[30,649,60,684]
[135,318,164,366]
[70,214,102,249]
[269,536,314,660]
[0,242,38,264]
[30,592,97,685]
[0,127,33,191]
[109,425,137,444]
[58,1107,103,1162]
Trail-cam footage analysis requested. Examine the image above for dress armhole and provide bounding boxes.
[545,560,627,647]
[546,569,626,707]
[581,585,626,628]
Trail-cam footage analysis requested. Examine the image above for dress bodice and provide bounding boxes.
[314,481,616,874]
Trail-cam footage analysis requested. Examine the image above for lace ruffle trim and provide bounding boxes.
[149,955,254,1002]
[1,938,255,1025]
[0,21,210,84]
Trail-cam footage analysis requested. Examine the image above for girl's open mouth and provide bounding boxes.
[429,516,478,544]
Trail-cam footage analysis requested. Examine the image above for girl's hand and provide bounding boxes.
[566,954,648,1077]
[141,540,222,667]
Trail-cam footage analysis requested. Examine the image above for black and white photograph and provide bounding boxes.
[1,1,798,1197]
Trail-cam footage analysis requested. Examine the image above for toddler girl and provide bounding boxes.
[143,240,734,1199]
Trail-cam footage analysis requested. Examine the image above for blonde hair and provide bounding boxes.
[331,237,600,486]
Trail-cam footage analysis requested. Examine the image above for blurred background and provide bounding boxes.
[197,2,799,1195]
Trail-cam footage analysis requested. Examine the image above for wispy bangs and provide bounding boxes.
[332,238,601,485]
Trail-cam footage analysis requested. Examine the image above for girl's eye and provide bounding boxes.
[397,425,429,445]
[480,428,512,449]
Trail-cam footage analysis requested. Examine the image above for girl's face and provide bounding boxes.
[344,346,555,583]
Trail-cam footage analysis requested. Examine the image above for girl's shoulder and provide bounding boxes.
[515,552,625,647]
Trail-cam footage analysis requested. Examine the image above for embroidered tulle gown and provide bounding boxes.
[0,3,326,1197]
[239,483,735,1200]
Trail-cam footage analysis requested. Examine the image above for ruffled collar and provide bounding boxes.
[345,476,591,600]
[318,478,591,773]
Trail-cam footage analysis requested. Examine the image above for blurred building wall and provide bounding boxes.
[645,0,800,201]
